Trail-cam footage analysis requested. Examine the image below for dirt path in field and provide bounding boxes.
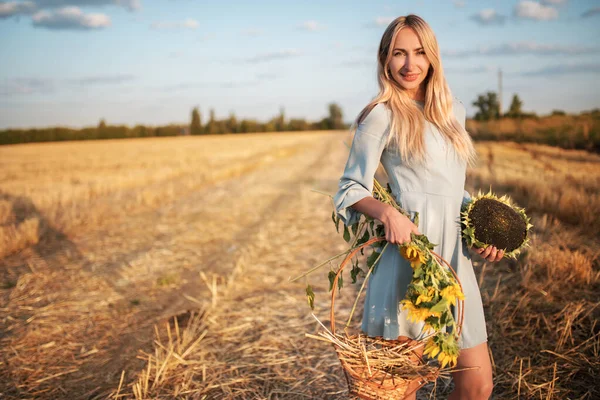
[2,132,387,399]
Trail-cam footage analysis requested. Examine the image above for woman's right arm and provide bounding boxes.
[352,196,420,244]
[332,104,419,245]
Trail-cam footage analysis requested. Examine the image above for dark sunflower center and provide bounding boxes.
[468,198,527,252]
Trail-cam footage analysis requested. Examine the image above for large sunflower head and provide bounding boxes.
[461,189,533,259]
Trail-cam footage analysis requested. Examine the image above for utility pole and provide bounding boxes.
[498,68,503,117]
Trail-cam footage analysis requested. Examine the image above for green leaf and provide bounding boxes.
[413,265,424,279]
[367,250,381,269]
[356,227,370,246]
[351,260,363,284]
[331,211,340,234]
[413,211,419,227]
[351,223,358,236]
[328,270,336,291]
[430,298,450,314]
[343,225,350,242]
[306,284,315,310]
[338,274,344,291]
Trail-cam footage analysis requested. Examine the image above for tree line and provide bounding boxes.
[0,103,346,146]
[472,91,540,120]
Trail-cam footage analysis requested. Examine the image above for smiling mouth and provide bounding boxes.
[401,73,420,81]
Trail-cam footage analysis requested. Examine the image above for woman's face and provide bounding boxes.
[387,27,431,100]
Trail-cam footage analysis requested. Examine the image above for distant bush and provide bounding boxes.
[0,102,350,146]
[467,112,599,153]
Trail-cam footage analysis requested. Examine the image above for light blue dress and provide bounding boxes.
[333,99,488,350]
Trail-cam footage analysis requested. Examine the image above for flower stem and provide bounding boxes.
[345,241,390,328]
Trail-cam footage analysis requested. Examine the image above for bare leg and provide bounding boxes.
[448,341,494,400]
[397,336,425,400]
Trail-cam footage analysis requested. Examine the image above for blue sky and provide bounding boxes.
[1,0,599,129]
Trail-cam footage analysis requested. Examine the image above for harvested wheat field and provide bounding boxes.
[1,132,599,399]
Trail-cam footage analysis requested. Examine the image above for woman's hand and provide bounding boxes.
[474,245,504,262]
[380,205,420,245]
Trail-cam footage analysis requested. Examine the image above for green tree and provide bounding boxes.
[206,108,218,134]
[275,106,286,132]
[226,112,238,133]
[506,94,523,118]
[190,107,202,135]
[328,102,344,129]
[98,118,107,129]
[472,92,500,121]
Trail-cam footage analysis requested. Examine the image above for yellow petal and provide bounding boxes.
[440,356,449,369]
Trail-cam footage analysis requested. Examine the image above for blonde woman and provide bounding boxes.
[333,14,501,400]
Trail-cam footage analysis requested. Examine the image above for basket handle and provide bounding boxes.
[329,237,465,338]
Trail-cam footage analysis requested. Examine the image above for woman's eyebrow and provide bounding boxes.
[393,47,425,52]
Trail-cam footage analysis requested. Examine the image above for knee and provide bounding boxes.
[457,379,494,400]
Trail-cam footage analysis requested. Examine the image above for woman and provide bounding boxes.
[333,14,501,400]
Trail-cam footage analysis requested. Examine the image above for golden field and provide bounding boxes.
[0,132,598,399]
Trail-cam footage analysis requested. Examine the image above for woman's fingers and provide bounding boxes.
[495,249,505,261]
[480,246,492,258]
[487,246,498,261]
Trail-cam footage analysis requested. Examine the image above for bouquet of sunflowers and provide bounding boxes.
[292,178,466,373]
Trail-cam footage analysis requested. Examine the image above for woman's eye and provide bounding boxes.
[393,52,403,56]
[418,50,426,55]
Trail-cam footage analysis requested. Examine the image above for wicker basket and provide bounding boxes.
[329,237,465,400]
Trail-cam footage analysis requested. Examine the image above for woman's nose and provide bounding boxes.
[403,55,414,71]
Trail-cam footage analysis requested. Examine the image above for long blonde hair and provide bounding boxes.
[354,14,476,166]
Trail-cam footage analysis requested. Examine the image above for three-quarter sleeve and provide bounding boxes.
[461,190,472,211]
[333,103,391,226]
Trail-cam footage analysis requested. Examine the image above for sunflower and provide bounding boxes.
[423,333,459,368]
[401,299,441,323]
[440,284,465,306]
[400,243,428,268]
[461,189,533,259]
[415,287,436,305]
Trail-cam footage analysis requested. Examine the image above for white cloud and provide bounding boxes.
[582,7,600,18]
[522,63,600,76]
[151,18,198,30]
[241,28,263,36]
[116,0,140,11]
[0,77,55,95]
[514,1,558,21]
[454,1,466,8]
[470,9,506,25]
[245,49,301,63]
[69,74,136,84]
[0,1,36,18]
[374,16,394,27]
[32,6,110,30]
[444,41,599,57]
[0,74,136,96]
[444,65,493,74]
[298,20,324,31]
[34,0,140,11]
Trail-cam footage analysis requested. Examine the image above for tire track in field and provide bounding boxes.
[166,131,362,399]
[0,132,343,399]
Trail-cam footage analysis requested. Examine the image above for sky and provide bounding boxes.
[1,0,599,129]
